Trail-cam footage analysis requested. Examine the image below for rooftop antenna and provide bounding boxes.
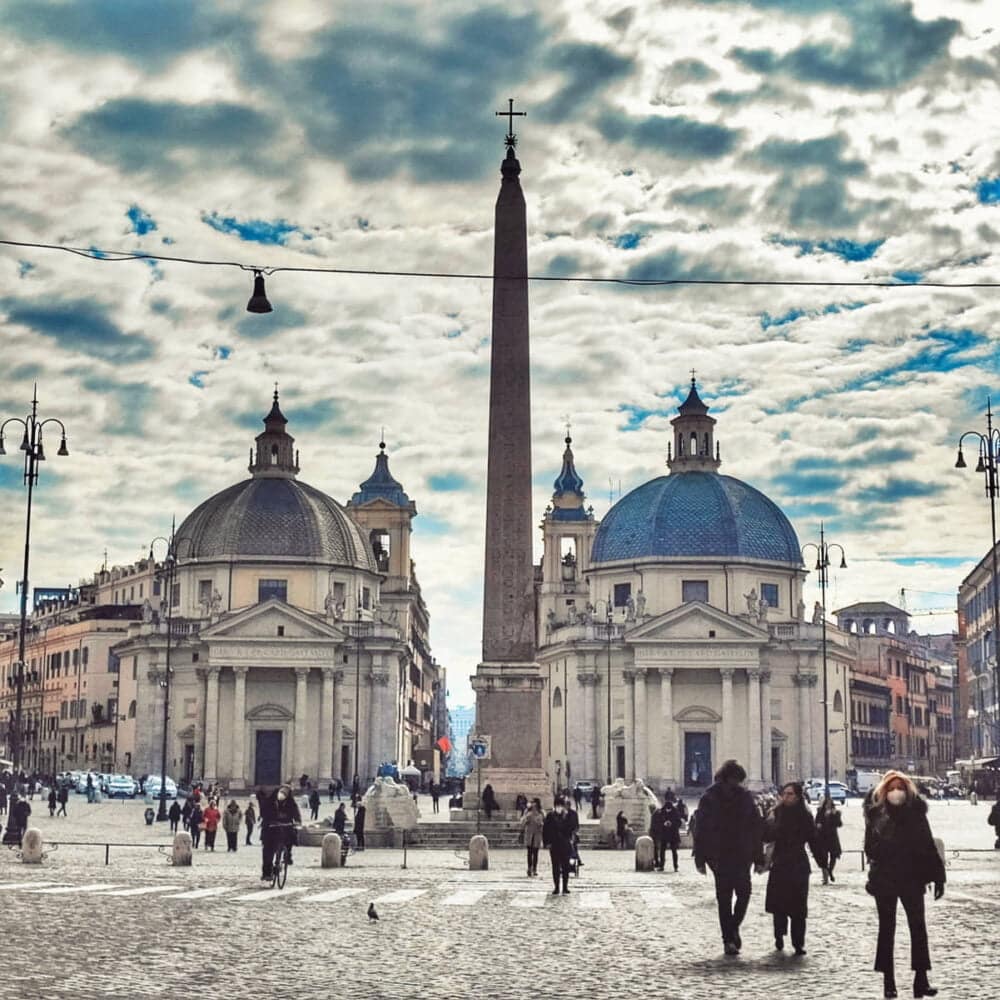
[899,588,907,612]
[102,548,108,572]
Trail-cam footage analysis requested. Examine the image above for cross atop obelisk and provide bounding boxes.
[495,97,526,147]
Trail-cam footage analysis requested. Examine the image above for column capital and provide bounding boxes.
[372,672,391,687]
[294,666,310,679]
[746,668,761,681]
[793,673,818,687]
[577,672,600,687]
[657,667,675,680]
[232,665,250,678]
[622,669,637,685]
[206,666,220,680]
[333,669,344,686]
[719,668,735,681]
[760,670,772,684]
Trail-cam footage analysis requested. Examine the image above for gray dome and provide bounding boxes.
[177,477,376,569]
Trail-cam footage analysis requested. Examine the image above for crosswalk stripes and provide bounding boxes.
[640,890,681,909]
[28,884,124,894]
[0,882,61,890]
[577,890,611,909]
[300,887,364,904]
[163,887,235,899]
[441,889,488,906]
[509,892,548,908]
[373,888,428,904]
[97,886,183,897]
[230,887,308,902]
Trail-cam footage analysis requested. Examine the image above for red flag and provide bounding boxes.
[436,736,452,753]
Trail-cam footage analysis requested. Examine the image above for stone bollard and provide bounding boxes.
[634,834,655,872]
[321,833,343,869]
[469,834,489,870]
[21,828,43,863]
[172,831,193,867]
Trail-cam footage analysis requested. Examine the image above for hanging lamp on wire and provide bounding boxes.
[246,269,273,313]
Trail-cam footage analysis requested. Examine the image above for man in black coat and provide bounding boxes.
[649,802,668,871]
[258,785,302,880]
[693,759,764,955]
[542,796,576,895]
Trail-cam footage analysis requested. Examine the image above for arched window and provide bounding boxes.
[271,443,279,464]
[128,700,137,719]
[552,686,563,709]
[833,690,843,713]
[690,432,698,456]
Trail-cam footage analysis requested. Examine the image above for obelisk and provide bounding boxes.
[470,101,551,813]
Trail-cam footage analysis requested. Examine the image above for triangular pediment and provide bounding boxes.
[200,598,345,642]
[626,602,769,645]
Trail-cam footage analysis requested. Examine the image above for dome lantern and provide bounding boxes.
[667,375,721,474]
[249,387,300,480]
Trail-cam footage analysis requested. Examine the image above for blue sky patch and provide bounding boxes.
[892,270,923,283]
[214,345,232,360]
[772,236,884,262]
[618,403,673,431]
[189,371,207,388]
[615,232,642,250]
[202,212,301,246]
[760,307,806,330]
[18,260,34,278]
[428,472,469,492]
[771,469,848,496]
[893,556,971,568]
[126,204,157,235]
[414,514,451,537]
[975,177,1000,204]
[854,477,943,504]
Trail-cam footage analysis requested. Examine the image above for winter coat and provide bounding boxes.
[763,803,825,919]
[520,807,545,848]
[202,806,221,832]
[333,806,347,835]
[815,807,843,861]
[57,787,68,805]
[693,780,763,873]
[542,809,576,854]
[189,805,204,830]
[222,803,242,833]
[354,804,366,834]
[11,799,31,829]
[244,804,256,828]
[649,806,667,840]
[864,794,945,897]
[661,802,684,847]
[168,802,181,823]
[308,790,320,808]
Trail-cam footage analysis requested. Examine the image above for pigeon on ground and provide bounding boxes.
[367,902,379,922]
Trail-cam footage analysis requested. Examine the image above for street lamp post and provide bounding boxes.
[955,399,1000,761]
[595,594,615,784]
[802,525,847,800]
[0,387,69,772]
[352,593,372,791]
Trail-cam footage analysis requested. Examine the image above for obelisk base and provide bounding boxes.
[469,662,552,812]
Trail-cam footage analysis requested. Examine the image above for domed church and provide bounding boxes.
[115,392,439,791]
[537,379,851,792]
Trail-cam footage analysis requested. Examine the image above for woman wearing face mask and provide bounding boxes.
[864,771,945,999]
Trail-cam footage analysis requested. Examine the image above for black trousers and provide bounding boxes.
[526,846,539,874]
[226,831,238,852]
[549,847,570,890]
[245,825,253,845]
[773,913,806,950]
[875,889,931,973]
[653,837,665,869]
[712,866,752,943]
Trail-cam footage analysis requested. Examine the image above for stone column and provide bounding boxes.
[588,672,600,780]
[320,667,335,784]
[231,666,249,788]
[720,668,734,763]
[747,669,762,782]
[370,671,390,778]
[795,674,813,780]
[623,670,636,780]
[577,673,596,780]
[331,670,344,782]
[204,667,220,782]
[293,667,309,780]
[659,668,674,785]
[634,669,648,782]
[760,671,772,784]
[193,668,205,779]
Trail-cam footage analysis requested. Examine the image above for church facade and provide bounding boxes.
[537,381,853,792]
[113,392,442,790]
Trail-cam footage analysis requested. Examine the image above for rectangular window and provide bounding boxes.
[613,582,632,607]
[333,581,345,604]
[139,583,143,599]
[170,582,181,608]
[198,579,213,605]
[129,586,134,601]
[760,583,779,609]
[153,579,161,597]
[132,657,137,681]
[258,579,288,603]
[82,646,88,666]
[681,580,709,603]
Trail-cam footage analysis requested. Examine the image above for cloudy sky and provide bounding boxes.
[1,0,998,708]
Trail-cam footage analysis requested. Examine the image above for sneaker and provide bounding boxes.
[733,930,742,951]
[723,941,739,956]
[775,937,784,951]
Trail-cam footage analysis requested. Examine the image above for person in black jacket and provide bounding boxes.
[815,795,843,883]
[542,796,576,895]
[168,799,182,834]
[259,784,302,880]
[649,803,668,871]
[661,790,684,872]
[693,759,764,955]
[864,771,945,1000]
[762,782,828,956]
[333,802,347,836]
[308,788,321,820]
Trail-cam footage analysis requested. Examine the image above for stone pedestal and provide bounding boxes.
[599,778,658,843]
[172,831,193,866]
[469,834,489,870]
[635,835,655,871]
[363,776,420,830]
[321,833,343,868]
[21,828,42,863]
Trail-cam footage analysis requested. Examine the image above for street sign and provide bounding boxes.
[470,735,491,760]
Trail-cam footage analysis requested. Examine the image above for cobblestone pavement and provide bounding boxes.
[4,797,998,1000]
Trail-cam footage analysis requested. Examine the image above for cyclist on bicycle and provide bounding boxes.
[258,784,301,882]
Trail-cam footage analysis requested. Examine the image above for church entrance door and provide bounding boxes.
[684,732,712,787]
[254,730,282,786]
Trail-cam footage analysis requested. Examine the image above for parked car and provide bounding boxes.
[106,775,137,799]
[573,780,597,800]
[144,776,178,800]
[805,780,847,805]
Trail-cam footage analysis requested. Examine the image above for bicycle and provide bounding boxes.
[268,822,298,889]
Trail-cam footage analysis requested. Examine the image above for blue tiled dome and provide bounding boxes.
[591,472,802,564]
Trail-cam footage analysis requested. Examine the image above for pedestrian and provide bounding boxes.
[988,793,1000,850]
[335,777,343,800]
[482,783,498,820]
[168,799,181,834]
[864,771,944,999]
[542,796,575,895]
[515,792,527,817]
[615,810,630,849]
[520,797,545,877]
[815,795,843,882]
[354,802,366,850]
[258,784,302,880]
[650,800,668,871]
[9,794,31,847]
[222,799,242,852]
[328,781,335,803]
[333,802,347,837]
[590,784,601,819]
[85,773,95,804]
[181,796,193,831]
[202,799,221,851]
[245,798,257,846]
[693,759,764,956]
[308,788,320,820]
[57,784,68,817]
[431,782,440,814]
[189,800,204,849]
[47,787,57,817]
[573,785,583,812]
[0,783,6,817]
[661,790,684,872]
[762,782,827,956]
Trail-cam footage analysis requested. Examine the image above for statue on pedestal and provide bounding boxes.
[743,588,758,617]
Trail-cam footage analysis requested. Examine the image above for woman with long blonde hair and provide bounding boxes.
[864,771,945,999]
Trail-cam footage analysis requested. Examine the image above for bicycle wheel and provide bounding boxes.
[276,855,288,889]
